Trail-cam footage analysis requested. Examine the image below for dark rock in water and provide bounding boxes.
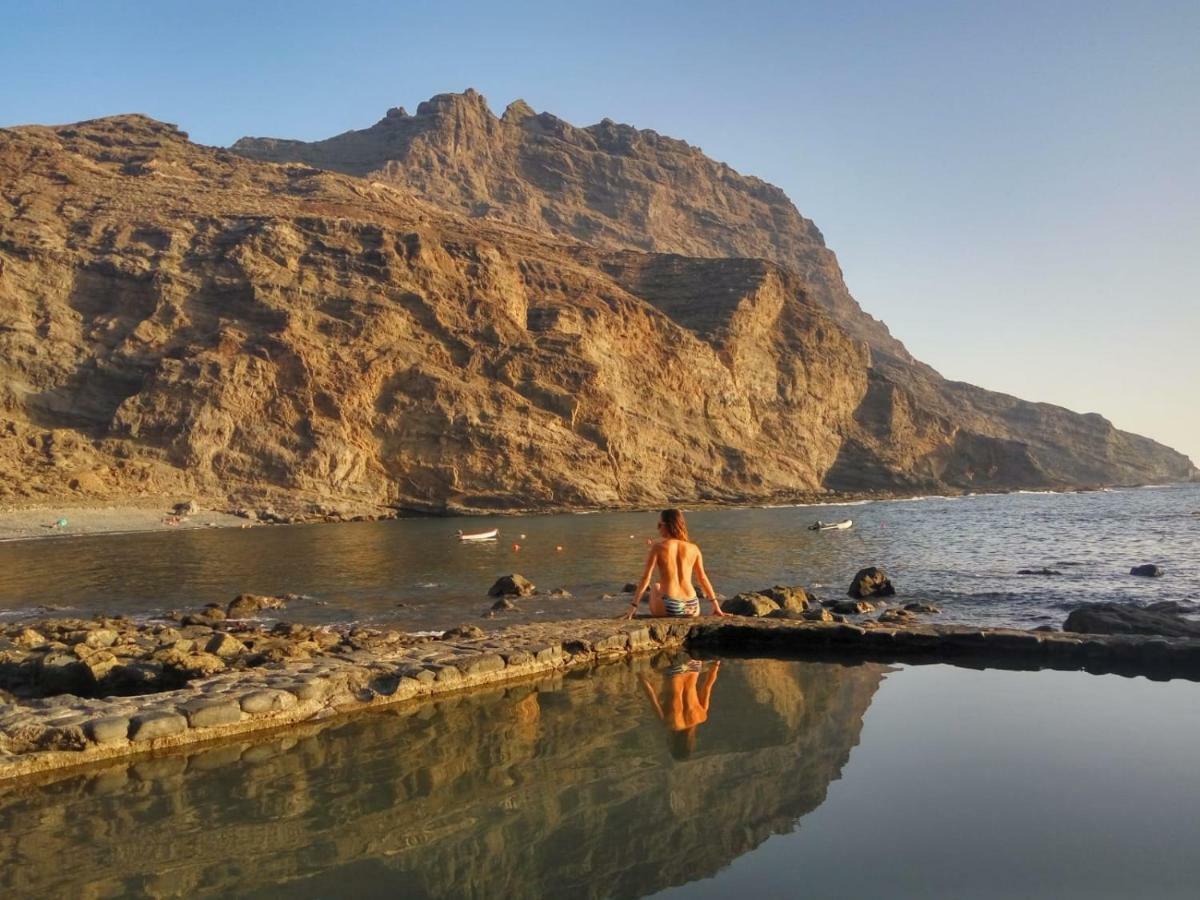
[1146,600,1189,614]
[1129,564,1163,577]
[848,567,894,599]
[765,609,807,621]
[442,624,485,641]
[1018,568,1063,576]
[1063,602,1200,638]
[549,588,573,598]
[831,599,876,615]
[904,602,941,614]
[490,597,517,612]
[723,593,780,617]
[488,574,536,597]
[803,607,835,622]
[759,585,815,612]
[227,594,287,618]
[622,583,637,593]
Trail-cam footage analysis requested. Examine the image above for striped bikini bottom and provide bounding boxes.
[662,596,701,617]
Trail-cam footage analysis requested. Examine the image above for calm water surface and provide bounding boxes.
[0,484,1197,630]
[1,657,1197,899]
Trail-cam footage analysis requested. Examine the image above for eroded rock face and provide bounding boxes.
[233,91,1198,493]
[0,107,1193,516]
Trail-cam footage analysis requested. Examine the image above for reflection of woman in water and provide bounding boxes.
[639,660,720,759]
[622,509,725,619]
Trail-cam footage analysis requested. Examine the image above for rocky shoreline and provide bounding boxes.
[3,597,1200,784]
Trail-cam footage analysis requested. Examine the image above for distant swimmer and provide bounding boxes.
[621,509,725,619]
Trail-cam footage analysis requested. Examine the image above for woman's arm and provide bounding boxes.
[620,546,658,620]
[697,661,721,711]
[638,673,666,720]
[694,550,726,616]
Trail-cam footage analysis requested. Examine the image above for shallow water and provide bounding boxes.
[1,657,1196,899]
[0,484,1197,630]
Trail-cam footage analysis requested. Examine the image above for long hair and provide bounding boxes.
[660,508,689,541]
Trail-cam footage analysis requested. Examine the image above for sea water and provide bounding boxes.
[0,484,1196,630]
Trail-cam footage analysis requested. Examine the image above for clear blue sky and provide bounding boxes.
[3,0,1197,463]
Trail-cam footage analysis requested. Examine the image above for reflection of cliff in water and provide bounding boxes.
[0,658,885,899]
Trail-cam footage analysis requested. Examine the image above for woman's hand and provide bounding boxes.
[618,602,638,620]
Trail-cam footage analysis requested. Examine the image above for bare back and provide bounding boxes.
[651,538,701,598]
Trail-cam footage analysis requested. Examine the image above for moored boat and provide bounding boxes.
[808,519,853,531]
[458,528,499,542]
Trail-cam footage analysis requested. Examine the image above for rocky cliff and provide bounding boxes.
[234,91,1198,495]
[0,105,1193,516]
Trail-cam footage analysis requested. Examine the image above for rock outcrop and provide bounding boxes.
[0,102,1194,515]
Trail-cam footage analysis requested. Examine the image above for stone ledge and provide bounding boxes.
[2,616,1198,783]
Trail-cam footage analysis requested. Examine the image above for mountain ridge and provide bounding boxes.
[0,104,1192,517]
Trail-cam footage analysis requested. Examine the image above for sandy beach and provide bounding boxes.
[0,503,252,543]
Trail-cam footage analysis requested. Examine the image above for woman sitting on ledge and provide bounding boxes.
[622,509,726,619]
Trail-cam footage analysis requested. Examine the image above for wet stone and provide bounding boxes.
[239,689,297,715]
[128,710,188,742]
[180,698,243,728]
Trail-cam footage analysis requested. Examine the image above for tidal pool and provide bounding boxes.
[0,658,1196,898]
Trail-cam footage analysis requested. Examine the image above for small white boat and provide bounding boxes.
[458,528,499,542]
[808,519,853,531]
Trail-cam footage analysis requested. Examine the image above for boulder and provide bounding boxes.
[1130,564,1163,577]
[848,567,895,599]
[173,500,200,516]
[205,632,247,658]
[622,583,637,593]
[227,594,287,618]
[1063,602,1200,638]
[490,597,518,612]
[759,585,815,612]
[803,607,835,622]
[14,628,46,649]
[80,650,120,684]
[487,574,536,597]
[723,593,781,617]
